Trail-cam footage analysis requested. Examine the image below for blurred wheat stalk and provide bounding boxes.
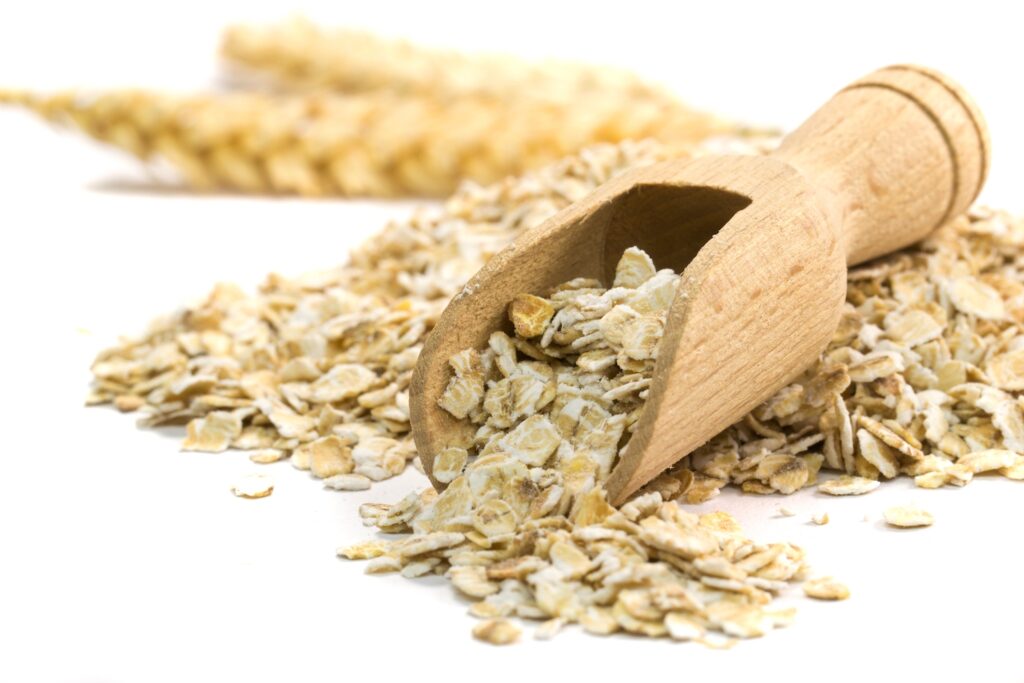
[0,18,747,197]
[219,17,669,101]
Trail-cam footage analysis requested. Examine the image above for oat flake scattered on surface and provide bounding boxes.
[472,619,522,645]
[231,473,274,499]
[883,505,934,528]
[803,577,850,601]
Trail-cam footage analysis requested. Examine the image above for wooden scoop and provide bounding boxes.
[410,65,989,506]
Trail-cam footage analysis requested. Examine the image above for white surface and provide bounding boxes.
[1,2,1023,682]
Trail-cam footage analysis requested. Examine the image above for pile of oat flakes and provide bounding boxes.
[88,136,1024,644]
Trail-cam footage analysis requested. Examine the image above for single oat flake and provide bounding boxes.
[472,619,522,645]
[231,473,274,499]
[818,475,880,496]
[884,505,934,528]
[803,577,850,601]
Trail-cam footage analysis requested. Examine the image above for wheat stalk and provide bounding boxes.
[0,88,736,197]
[220,17,670,102]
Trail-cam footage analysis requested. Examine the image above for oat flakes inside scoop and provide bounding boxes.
[435,246,673,485]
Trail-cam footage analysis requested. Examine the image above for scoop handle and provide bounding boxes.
[772,65,989,265]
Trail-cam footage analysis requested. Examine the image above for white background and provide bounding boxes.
[0,2,1022,682]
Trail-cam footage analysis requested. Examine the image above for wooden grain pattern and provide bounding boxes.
[410,65,990,505]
